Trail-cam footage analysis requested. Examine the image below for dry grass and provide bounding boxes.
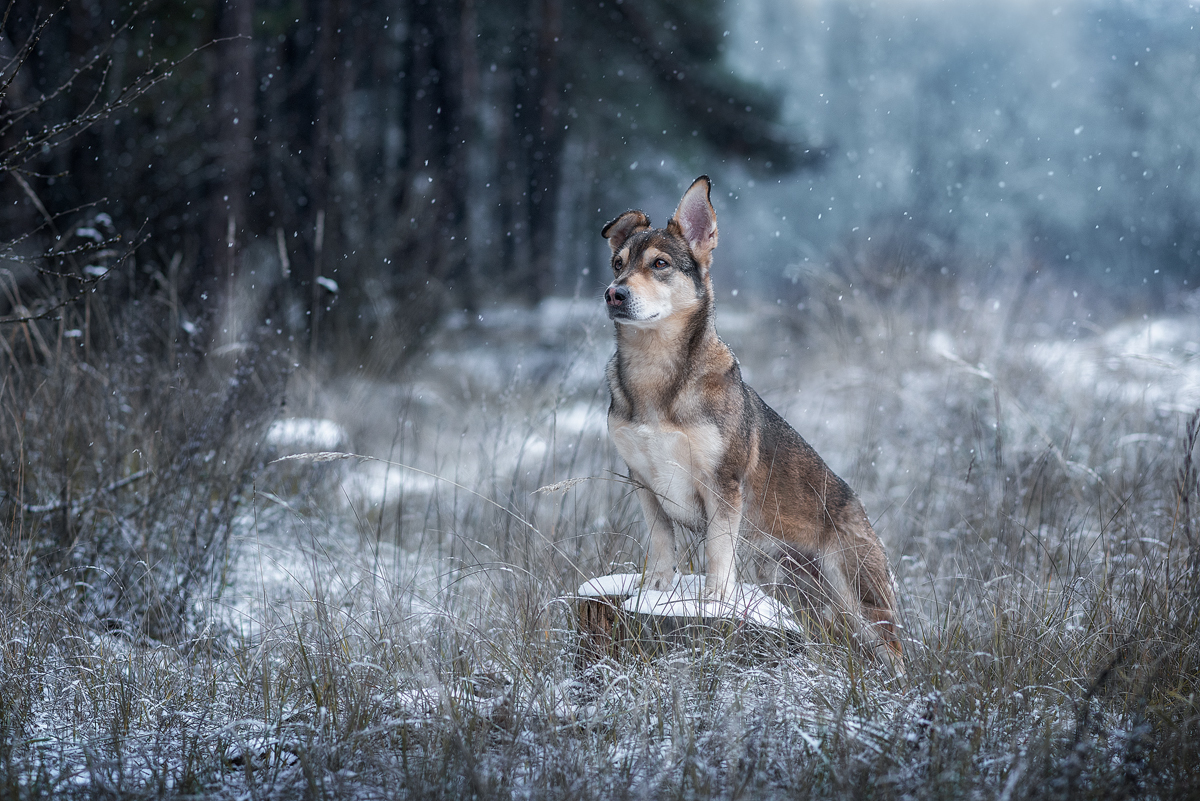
[2,261,1199,799]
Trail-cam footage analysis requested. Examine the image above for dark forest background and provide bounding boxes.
[2,0,1198,371]
[1,0,811,371]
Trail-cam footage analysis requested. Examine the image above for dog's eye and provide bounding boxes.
[653,258,669,269]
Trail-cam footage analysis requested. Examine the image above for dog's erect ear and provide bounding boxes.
[602,210,651,254]
[668,176,718,262]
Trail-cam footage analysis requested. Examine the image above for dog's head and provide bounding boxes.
[602,176,718,327]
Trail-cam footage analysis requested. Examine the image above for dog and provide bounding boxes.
[602,176,903,669]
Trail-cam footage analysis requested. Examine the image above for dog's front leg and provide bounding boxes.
[702,483,743,600]
[634,484,677,591]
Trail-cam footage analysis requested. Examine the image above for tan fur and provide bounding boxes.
[602,176,903,671]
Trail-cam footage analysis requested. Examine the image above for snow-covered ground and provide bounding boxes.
[10,289,1197,798]
[247,292,1200,619]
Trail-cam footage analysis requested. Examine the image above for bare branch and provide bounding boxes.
[0,5,222,329]
[0,6,227,172]
[11,469,152,516]
[0,230,143,327]
[0,1,64,101]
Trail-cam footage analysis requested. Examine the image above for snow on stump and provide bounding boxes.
[572,573,805,666]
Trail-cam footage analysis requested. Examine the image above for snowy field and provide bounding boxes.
[4,284,1200,799]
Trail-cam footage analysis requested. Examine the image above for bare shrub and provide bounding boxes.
[1,305,283,642]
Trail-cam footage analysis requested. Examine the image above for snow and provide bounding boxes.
[576,573,804,633]
[341,457,439,500]
[552,402,608,435]
[575,572,644,597]
[1026,314,1200,412]
[265,417,349,451]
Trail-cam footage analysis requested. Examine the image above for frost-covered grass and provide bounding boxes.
[3,275,1200,799]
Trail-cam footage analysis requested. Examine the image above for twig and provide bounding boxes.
[1,13,229,172]
[0,228,144,327]
[13,468,151,516]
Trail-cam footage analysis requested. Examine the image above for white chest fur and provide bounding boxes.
[609,417,724,530]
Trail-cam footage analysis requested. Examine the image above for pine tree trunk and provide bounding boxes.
[525,0,564,300]
[211,0,256,294]
[392,0,472,339]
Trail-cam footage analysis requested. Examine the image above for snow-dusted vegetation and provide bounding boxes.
[4,276,1199,798]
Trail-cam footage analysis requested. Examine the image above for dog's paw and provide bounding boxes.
[642,571,675,592]
[700,577,735,602]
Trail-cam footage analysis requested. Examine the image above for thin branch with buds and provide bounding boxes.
[0,2,222,328]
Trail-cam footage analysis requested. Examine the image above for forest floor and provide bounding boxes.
[4,282,1200,799]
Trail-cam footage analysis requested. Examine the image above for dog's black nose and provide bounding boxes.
[606,285,629,306]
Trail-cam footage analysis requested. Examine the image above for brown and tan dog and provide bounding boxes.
[602,176,902,668]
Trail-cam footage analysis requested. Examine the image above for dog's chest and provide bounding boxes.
[609,416,723,528]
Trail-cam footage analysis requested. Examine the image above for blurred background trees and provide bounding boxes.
[0,0,805,370]
[2,0,1198,371]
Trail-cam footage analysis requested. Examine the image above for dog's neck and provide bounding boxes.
[614,298,726,406]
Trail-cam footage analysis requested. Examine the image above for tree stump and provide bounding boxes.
[572,573,808,668]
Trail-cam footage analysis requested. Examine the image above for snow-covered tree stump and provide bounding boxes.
[572,573,807,666]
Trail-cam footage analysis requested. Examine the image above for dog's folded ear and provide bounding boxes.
[602,210,651,253]
[668,176,718,263]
